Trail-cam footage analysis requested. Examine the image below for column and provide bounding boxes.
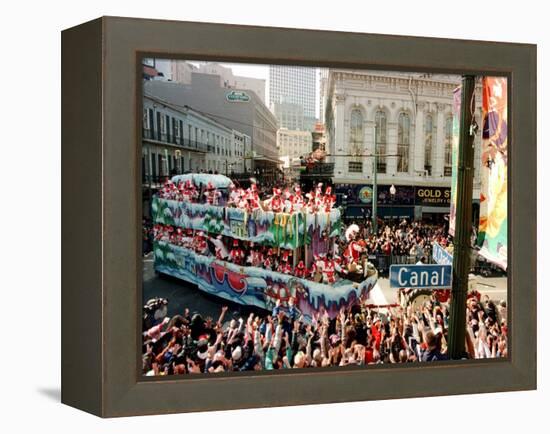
[334,94,346,177]
[414,104,425,173]
[433,103,446,177]
[365,120,375,177]
[387,121,398,175]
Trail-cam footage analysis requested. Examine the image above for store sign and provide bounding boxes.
[358,186,373,204]
[390,264,452,289]
[416,187,451,206]
[226,90,251,102]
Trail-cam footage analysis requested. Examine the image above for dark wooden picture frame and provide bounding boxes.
[61,16,536,417]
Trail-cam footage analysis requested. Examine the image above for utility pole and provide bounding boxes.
[447,75,476,359]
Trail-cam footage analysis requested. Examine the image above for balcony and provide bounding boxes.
[142,129,207,153]
[300,162,334,177]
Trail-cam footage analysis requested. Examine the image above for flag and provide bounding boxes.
[477,77,508,270]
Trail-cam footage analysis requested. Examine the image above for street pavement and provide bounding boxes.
[142,255,265,321]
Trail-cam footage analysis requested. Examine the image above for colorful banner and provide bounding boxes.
[477,77,508,270]
[449,86,461,236]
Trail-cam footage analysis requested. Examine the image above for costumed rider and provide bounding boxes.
[322,256,336,284]
[213,235,228,260]
[194,231,209,256]
[343,224,365,274]
[295,260,307,279]
[229,239,245,265]
[264,187,283,212]
[203,181,222,205]
[245,181,261,211]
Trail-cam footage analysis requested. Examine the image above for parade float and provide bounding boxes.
[151,173,378,321]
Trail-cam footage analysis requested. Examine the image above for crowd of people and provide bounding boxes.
[342,219,451,262]
[142,288,508,376]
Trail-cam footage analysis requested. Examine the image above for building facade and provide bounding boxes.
[323,69,482,221]
[144,73,279,181]
[142,95,251,180]
[271,101,306,131]
[269,65,317,130]
[277,128,312,160]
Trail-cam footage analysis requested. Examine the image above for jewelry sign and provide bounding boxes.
[415,187,451,206]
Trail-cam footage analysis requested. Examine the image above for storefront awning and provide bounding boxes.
[422,206,450,214]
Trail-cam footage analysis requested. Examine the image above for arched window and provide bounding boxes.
[424,114,433,175]
[444,117,453,176]
[397,112,410,172]
[350,109,363,153]
[349,109,364,173]
[375,110,387,173]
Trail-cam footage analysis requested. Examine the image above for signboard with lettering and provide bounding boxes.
[226,90,251,102]
[389,264,452,288]
[432,242,453,265]
[415,187,451,206]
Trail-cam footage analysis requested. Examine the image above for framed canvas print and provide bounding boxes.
[61,16,536,417]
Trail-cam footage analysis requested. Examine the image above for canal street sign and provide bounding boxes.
[432,242,453,265]
[389,264,452,289]
[226,90,251,102]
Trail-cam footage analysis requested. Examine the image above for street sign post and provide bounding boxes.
[389,264,452,289]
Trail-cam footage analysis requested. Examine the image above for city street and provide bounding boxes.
[143,254,507,319]
[143,254,265,321]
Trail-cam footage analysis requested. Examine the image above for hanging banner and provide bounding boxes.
[448,86,461,236]
[477,77,508,270]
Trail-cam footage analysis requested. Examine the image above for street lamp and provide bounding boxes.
[389,184,396,224]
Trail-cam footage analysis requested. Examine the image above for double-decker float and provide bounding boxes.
[151,173,378,321]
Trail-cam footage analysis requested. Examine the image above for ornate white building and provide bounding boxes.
[323,69,483,220]
[324,70,482,187]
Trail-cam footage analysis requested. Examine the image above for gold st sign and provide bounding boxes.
[415,187,451,205]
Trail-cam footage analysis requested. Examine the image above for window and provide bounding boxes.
[173,117,179,140]
[163,114,169,135]
[349,109,363,155]
[424,114,433,175]
[348,161,363,173]
[375,110,387,173]
[444,116,453,176]
[156,112,162,140]
[143,109,149,130]
[150,152,157,179]
[397,112,410,172]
